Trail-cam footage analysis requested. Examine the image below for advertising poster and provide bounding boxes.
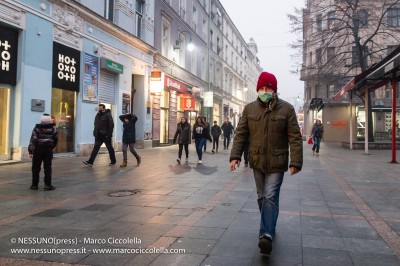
[122,93,131,114]
[83,53,99,102]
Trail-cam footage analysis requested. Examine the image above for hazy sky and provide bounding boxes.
[219,0,305,105]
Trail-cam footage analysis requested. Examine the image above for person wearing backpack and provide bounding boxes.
[311,119,324,155]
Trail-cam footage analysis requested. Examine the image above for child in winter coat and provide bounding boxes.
[28,114,58,190]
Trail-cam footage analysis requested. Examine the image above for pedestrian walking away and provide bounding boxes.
[28,113,58,191]
[229,71,303,255]
[192,117,212,164]
[119,113,141,167]
[211,120,222,153]
[311,119,324,156]
[221,117,234,149]
[173,117,191,164]
[83,104,116,167]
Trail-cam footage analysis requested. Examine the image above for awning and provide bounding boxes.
[333,77,355,102]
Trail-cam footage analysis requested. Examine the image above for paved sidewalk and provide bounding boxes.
[0,142,399,266]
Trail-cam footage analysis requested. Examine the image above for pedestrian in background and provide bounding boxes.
[230,71,303,255]
[202,117,210,152]
[221,117,234,149]
[119,113,141,167]
[173,117,191,164]
[28,114,58,191]
[311,119,324,156]
[211,120,222,153]
[193,117,212,164]
[83,104,116,167]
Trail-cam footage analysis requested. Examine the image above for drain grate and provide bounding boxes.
[108,189,141,197]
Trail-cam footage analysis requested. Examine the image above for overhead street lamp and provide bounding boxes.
[173,30,194,51]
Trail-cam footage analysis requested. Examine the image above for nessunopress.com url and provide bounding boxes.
[10,247,186,255]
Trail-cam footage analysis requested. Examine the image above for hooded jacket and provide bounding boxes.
[28,123,58,154]
[119,114,137,143]
[230,97,303,173]
[94,109,114,138]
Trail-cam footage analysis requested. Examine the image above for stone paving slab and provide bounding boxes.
[0,142,399,265]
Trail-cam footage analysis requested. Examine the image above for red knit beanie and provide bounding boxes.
[256,72,278,92]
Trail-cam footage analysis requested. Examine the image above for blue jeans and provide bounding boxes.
[195,138,206,160]
[253,170,284,239]
[312,137,321,153]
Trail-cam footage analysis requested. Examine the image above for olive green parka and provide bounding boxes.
[230,97,303,173]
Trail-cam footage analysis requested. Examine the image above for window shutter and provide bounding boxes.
[98,70,116,104]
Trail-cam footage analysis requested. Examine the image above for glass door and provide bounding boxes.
[0,88,10,160]
[51,88,76,153]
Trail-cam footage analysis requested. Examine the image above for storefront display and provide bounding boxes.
[0,25,18,160]
[51,42,80,153]
[0,88,10,160]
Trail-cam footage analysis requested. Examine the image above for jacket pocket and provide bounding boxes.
[270,148,289,169]
[248,114,261,133]
[270,115,286,131]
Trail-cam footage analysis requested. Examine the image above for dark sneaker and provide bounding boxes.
[212,149,215,154]
[83,160,93,167]
[30,185,38,190]
[177,158,181,164]
[245,163,249,167]
[258,235,272,255]
[44,185,56,191]
[137,156,141,166]
[109,162,116,166]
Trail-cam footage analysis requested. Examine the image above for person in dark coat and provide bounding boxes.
[311,119,324,155]
[211,120,222,153]
[221,117,234,149]
[192,117,212,164]
[83,104,116,167]
[173,117,191,164]
[230,72,303,255]
[202,117,210,152]
[119,113,141,167]
[28,113,58,191]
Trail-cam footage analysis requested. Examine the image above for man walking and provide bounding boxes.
[119,113,141,167]
[28,114,58,190]
[211,120,222,153]
[83,104,116,166]
[229,72,303,255]
[221,117,234,149]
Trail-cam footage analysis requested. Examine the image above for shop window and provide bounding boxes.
[51,88,76,153]
[0,88,10,159]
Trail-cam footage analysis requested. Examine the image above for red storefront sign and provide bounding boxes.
[180,94,195,110]
[164,76,188,93]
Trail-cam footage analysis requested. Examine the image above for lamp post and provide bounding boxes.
[173,30,194,51]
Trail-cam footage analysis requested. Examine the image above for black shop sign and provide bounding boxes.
[0,25,18,85]
[52,42,81,91]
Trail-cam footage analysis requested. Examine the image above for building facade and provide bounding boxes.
[0,0,156,161]
[151,0,262,146]
[0,0,262,160]
[300,0,400,142]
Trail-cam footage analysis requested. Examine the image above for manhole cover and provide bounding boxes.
[108,190,141,197]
